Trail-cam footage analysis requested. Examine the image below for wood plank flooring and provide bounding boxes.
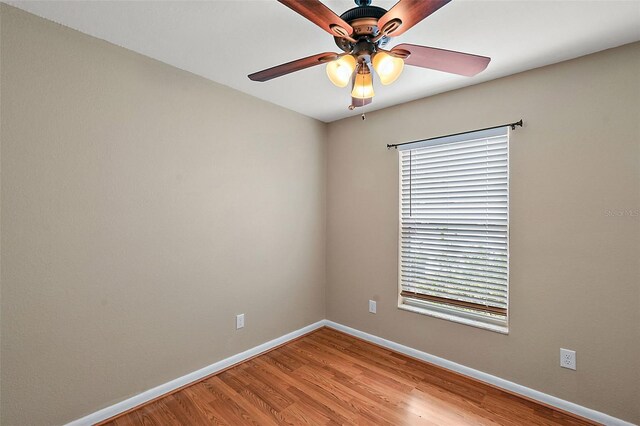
[102,327,597,426]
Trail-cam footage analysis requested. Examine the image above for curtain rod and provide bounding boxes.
[386,119,523,149]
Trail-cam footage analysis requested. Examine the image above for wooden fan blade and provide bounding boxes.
[393,43,490,77]
[278,0,353,37]
[248,52,338,82]
[378,0,451,37]
[351,97,372,108]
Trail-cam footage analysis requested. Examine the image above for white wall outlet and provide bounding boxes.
[560,348,576,370]
[236,313,245,330]
[368,300,377,314]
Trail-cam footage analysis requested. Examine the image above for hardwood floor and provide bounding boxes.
[102,327,597,425]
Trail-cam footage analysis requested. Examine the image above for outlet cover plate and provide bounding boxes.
[236,314,245,329]
[369,300,377,314]
[560,348,576,370]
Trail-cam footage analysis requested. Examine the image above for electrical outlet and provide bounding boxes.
[560,348,576,370]
[369,300,377,314]
[236,313,245,330]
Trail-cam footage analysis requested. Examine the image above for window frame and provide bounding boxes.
[396,128,510,334]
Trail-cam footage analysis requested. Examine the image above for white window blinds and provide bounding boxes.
[398,127,509,323]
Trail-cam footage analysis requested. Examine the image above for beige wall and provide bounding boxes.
[0,5,326,425]
[326,42,640,423]
[0,7,3,424]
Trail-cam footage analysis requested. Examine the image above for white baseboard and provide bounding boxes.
[65,320,326,426]
[67,319,635,426]
[324,320,635,426]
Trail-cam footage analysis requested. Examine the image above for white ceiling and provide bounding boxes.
[7,0,640,122]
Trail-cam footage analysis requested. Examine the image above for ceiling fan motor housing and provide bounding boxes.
[334,5,389,53]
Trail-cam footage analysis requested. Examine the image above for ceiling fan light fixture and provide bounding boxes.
[248,0,491,111]
[326,55,357,88]
[372,51,404,85]
[351,69,375,99]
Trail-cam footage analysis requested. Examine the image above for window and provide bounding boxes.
[398,127,509,333]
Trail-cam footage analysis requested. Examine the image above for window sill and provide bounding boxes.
[398,302,509,335]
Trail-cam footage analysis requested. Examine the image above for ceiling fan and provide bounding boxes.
[248,0,491,110]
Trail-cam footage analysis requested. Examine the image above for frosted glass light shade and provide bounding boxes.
[351,72,375,99]
[372,51,404,85]
[326,55,357,87]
